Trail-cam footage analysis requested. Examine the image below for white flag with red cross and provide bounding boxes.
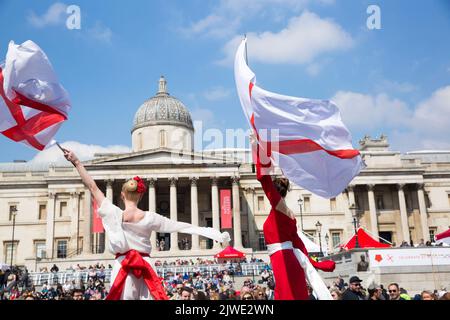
[234,38,364,199]
[0,40,70,150]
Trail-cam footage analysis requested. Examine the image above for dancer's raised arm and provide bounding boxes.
[63,148,105,206]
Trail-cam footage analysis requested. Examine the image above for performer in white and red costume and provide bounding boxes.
[252,137,335,300]
[63,149,230,300]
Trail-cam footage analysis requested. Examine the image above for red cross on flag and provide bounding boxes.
[234,39,364,199]
[0,40,70,150]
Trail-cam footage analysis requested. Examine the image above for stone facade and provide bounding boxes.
[1,79,450,271]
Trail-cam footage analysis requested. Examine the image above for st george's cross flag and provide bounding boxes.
[235,39,364,199]
[0,40,70,150]
[435,228,450,246]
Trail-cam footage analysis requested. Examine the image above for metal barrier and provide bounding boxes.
[29,263,268,286]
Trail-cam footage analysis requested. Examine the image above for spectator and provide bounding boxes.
[367,284,382,300]
[342,276,365,300]
[241,292,254,300]
[72,289,84,300]
[180,287,193,300]
[330,288,342,300]
[387,283,405,300]
[417,239,426,247]
[421,290,436,300]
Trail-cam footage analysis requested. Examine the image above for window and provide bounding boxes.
[331,232,341,248]
[405,194,412,211]
[39,204,47,220]
[59,202,67,217]
[159,130,167,148]
[258,232,267,251]
[425,192,432,209]
[376,195,385,210]
[303,196,311,212]
[257,196,265,211]
[56,240,67,258]
[4,241,18,265]
[448,194,450,208]
[429,228,437,242]
[330,198,337,212]
[35,241,46,259]
[8,205,17,221]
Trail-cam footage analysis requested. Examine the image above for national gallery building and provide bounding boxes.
[1,77,450,270]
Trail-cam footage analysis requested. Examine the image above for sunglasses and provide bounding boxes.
[388,290,397,293]
[352,283,361,287]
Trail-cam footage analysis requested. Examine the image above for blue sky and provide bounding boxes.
[0,0,450,162]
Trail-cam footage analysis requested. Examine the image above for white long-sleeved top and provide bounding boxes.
[98,198,230,300]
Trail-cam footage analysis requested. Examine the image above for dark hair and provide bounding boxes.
[388,283,399,290]
[274,178,290,198]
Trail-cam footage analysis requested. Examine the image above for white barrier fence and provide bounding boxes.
[29,262,268,286]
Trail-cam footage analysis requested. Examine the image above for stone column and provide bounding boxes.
[232,176,243,248]
[340,186,354,242]
[190,177,200,250]
[367,184,379,239]
[169,177,179,252]
[245,187,256,250]
[70,191,80,253]
[397,184,411,243]
[82,189,92,254]
[46,192,56,259]
[211,177,221,250]
[148,178,157,250]
[105,180,114,253]
[417,183,430,242]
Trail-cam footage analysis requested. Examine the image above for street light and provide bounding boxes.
[315,221,323,257]
[10,206,18,269]
[297,197,304,231]
[349,203,360,249]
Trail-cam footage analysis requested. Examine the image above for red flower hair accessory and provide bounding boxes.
[133,176,147,194]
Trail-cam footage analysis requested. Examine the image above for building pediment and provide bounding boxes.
[85,148,241,166]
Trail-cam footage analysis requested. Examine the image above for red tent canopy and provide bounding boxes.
[214,246,246,259]
[342,228,391,250]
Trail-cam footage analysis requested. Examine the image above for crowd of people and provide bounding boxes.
[327,275,450,301]
[1,262,448,300]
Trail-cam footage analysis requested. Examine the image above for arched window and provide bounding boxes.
[159,130,167,148]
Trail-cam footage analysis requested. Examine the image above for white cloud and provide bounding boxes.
[375,79,418,94]
[191,107,216,126]
[184,0,334,38]
[220,11,353,65]
[88,22,113,44]
[31,141,130,164]
[203,86,231,101]
[331,85,450,151]
[28,2,68,28]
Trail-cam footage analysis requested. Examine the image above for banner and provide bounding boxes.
[368,248,450,267]
[92,198,104,233]
[220,189,232,229]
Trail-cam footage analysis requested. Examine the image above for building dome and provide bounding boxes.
[131,76,194,153]
[132,76,194,133]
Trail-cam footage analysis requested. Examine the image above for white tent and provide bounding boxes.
[298,231,328,256]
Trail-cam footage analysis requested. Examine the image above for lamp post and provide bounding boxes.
[298,197,304,231]
[10,206,18,269]
[315,221,322,257]
[350,203,360,249]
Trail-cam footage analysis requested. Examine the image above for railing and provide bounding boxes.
[29,262,268,286]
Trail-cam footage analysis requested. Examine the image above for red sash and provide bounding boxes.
[106,250,168,300]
